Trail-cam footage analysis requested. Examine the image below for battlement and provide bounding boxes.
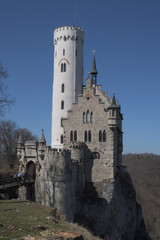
[69,142,85,149]
[54,25,84,45]
[48,147,71,156]
[54,25,84,33]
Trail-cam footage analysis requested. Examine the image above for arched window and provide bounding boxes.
[112,109,115,117]
[88,130,91,142]
[64,63,66,72]
[83,112,86,123]
[60,135,63,144]
[61,84,64,93]
[103,130,106,142]
[70,131,73,142]
[84,130,87,142]
[61,100,64,109]
[86,110,90,123]
[74,130,77,142]
[61,63,64,72]
[90,112,93,123]
[99,130,102,142]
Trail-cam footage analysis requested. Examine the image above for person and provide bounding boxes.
[17,172,22,179]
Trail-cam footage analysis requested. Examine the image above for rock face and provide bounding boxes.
[75,171,151,240]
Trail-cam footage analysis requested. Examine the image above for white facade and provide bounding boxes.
[51,26,84,148]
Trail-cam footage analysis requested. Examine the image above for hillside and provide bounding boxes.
[123,154,160,240]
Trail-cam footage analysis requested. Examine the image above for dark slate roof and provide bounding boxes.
[91,55,98,75]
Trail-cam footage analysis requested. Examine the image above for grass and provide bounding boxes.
[0,200,101,240]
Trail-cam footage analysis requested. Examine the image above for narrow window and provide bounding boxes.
[61,63,64,72]
[88,130,91,142]
[112,109,115,117]
[90,112,93,123]
[63,49,65,56]
[103,130,106,142]
[86,110,90,123]
[109,110,111,117]
[99,130,102,142]
[84,130,87,142]
[60,135,63,144]
[74,130,77,142]
[61,84,64,93]
[83,112,86,123]
[61,100,64,109]
[70,131,73,142]
[64,63,66,72]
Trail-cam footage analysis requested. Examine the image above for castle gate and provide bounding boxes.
[26,161,36,201]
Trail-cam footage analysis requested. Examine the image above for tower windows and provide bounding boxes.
[64,63,66,72]
[74,130,77,142]
[88,130,91,142]
[83,110,93,123]
[99,130,102,142]
[63,49,65,56]
[83,112,86,123]
[61,63,63,72]
[61,100,64,109]
[86,110,90,123]
[103,130,106,142]
[61,84,65,93]
[70,130,77,142]
[84,130,87,142]
[99,130,107,142]
[60,135,63,144]
[90,112,93,123]
[70,131,73,142]
[61,63,66,72]
[84,130,92,142]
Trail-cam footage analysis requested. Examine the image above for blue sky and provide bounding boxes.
[0,0,160,154]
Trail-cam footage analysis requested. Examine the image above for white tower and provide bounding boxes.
[51,26,84,148]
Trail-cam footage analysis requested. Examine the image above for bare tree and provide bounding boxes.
[0,120,37,169]
[0,63,14,116]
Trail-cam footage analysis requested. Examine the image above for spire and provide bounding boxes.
[112,91,116,105]
[91,52,98,85]
[39,129,46,144]
[17,132,23,144]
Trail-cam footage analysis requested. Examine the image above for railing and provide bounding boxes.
[0,174,35,192]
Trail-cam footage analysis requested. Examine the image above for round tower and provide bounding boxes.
[51,26,84,148]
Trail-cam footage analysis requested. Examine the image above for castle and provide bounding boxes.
[17,26,123,221]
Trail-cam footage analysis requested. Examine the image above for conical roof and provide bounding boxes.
[91,55,98,75]
[39,129,46,143]
[17,132,23,144]
[108,92,120,109]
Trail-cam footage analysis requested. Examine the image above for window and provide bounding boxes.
[99,130,102,142]
[90,112,93,123]
[88,130,91,142]
[86,110,90,123]
[70,131,73,142]
[112,109,115,117]
[63,49,65,56]
[103,130,106,142]
[74,130,77,142]
[92,152,100,159]
[60,135,63,144]
[61,84,64,93]
[61,100,64,109]
[64,63,66,72]
[61,63,64,72]
[83,112,86,123]
[84,130,87,142]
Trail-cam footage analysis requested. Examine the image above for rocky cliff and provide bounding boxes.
[75,170,151,240]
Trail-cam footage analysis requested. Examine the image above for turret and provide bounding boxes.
[108,92,120,130]
[38,129,46,160]
[17,133,24,160]
[91,53,98,85]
